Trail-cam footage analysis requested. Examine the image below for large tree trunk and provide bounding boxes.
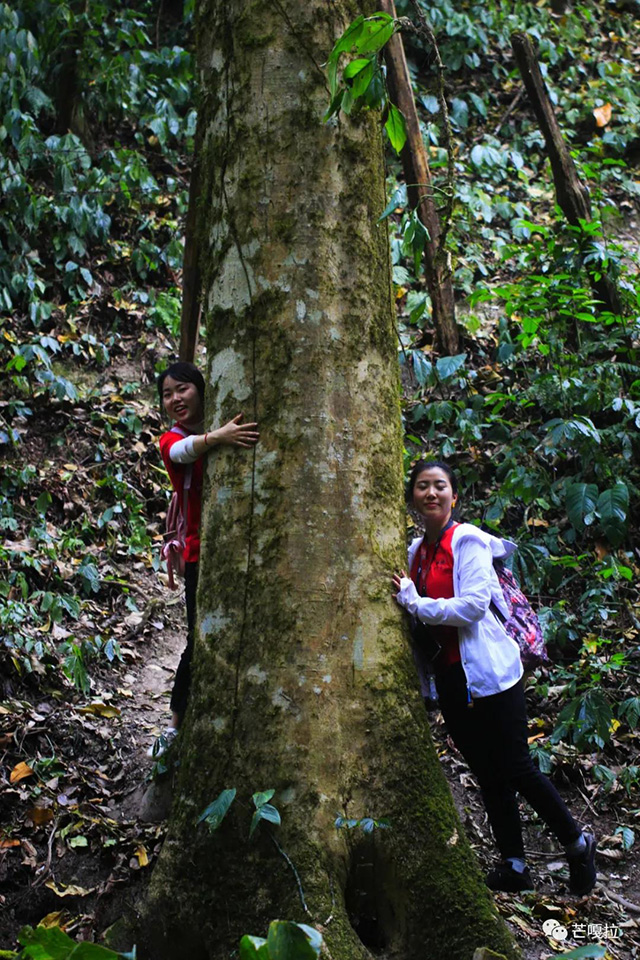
[140,3,518,959]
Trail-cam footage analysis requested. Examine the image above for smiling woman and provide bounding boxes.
[153,361,259,756]
[392,460,597,896]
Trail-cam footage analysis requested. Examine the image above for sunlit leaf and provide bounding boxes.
[384,103,407,154]
[266,920,320,960]
[9,761,33,784]
[593,103,612,127]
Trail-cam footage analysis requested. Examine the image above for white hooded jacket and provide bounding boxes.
[397,523,523,698]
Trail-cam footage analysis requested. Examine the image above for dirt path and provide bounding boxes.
[431,710,640,960]
[0,573,185,949]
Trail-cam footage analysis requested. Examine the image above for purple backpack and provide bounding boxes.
[492,560,549,672]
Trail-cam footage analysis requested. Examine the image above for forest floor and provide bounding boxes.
[3,565,640,958]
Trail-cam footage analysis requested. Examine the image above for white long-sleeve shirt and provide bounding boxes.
[168,434,200,464]
[396,524,523,698]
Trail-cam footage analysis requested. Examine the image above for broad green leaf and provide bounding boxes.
[252,789,275,809]
[470,144,485,167]
[327,16,365,63]
[411,350,432,386]
[436,354,466,380]
[295,927,322,955]
[340,86,355,116]
[597,482,628,545]
[343,57,371,81]
[421,94,439,114]
[469,91,487,118]
[384,103,407,154]
[555,947,606,959]
[323,89,343,122]
[239,936,269,960]
[17,924,123,959]
[619,696,640,729]
[197,788,236,832]
[266,921,319,960]
[343,58,375,100]
[36,491,51,515]
[353,14,395,55]
[378,183,407,221]
[450,97,469,130]
[249,802,281,838]
[614,825,635,850]
[565,482,598,531]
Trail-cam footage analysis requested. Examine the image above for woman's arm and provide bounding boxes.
[169,414,259,464]
[393,538,492,627]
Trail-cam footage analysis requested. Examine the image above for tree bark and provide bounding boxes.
[379,0,459,355]
[140,4,519,959]
[511,31,623,316]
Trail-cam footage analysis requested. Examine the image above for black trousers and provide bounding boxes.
[435,661,580,860]
[170,561,198,723]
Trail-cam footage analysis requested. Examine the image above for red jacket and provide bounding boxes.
[159,427,203,563]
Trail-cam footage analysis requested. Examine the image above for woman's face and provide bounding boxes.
[161,376,203,425]
[412,467,456,526]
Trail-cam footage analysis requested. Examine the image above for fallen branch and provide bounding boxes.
[511,31,623,316]
[379,0,459,354]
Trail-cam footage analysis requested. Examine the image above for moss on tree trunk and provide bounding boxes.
[141,3,519,958]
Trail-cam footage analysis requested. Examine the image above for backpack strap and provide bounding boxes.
[161,425,193,590]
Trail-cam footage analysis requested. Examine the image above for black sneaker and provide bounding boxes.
[486,861,534,892]
[568,832,597,895]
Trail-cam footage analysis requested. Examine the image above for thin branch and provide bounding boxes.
[493,86,524,138]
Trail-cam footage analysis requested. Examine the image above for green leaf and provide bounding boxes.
[470,144,485,167]
[294,927,322,956]
[411,350,433,386]
[619,697,640,729]
[435,354,467,379]
[197,788,236,832]
[597,482,628,545]
[378,183,407,221]
[468,91,487,118]
[565,482,598,531]
[249,803,281,838]
[450,97,469,130]
[421,94,439,114]
[353,14,395,55]
[252,789,275,809]
[343,57,371,80]
[555,947,606,959]
[239,936,269,960]
[17,925,123,959]
[384,103,407,154]
[327,16,365,63]
[323,89,344,122]
[343,58,375,100]
[36,491,51,515]
[266,921,320,960]
[614,826,635,850]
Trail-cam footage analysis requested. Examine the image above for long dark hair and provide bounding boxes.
[157,361,205,406]
[406,460,458,504]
